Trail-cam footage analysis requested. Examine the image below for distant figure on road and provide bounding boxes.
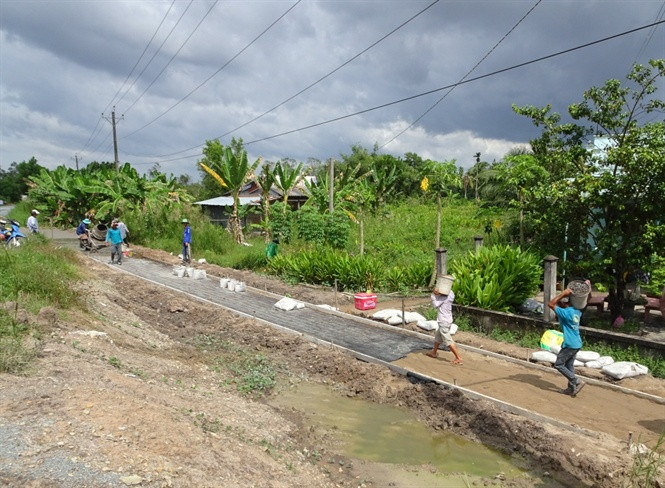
[105,220,123,265]
[426,289,463,365]
[181,218,191,265]
[27,209,40,233]
[548,287,585,397]
[115,218,129,245]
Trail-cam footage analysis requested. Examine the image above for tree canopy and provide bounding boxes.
[514,59,665,319]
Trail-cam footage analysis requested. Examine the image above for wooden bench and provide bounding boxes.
[586,294,606,314]
[644,287,665,323]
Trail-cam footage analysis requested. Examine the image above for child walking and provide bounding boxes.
[426,288,463,365]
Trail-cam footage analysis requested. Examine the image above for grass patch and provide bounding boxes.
[193,335,277,397]
[0,240,82,373]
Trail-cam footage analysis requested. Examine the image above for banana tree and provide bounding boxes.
[199,139,260,244]
[273,160,308,213]
[254,163,275,242]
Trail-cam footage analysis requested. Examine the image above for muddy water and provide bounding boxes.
[271,381,563,487]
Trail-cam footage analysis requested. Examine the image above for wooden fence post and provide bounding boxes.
[543,255,559,322]
[435,248,447,276]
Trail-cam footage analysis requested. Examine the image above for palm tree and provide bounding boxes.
[199,139,260,244]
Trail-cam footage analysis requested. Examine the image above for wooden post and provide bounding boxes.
[543,255,559,322]
[474,235,484,254]
[435,248,447,276]
[401,298,405,327]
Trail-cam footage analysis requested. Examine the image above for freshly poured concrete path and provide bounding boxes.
[95,256,432,363]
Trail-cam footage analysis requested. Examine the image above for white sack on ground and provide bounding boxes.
[602,361,649,379]
[372,309,401,320]
[316,304,338,311]
[576,350,601,362]
[549,344,561,354]
[274,297,305,311]
[531,351,557,363]
[387,315,404,325]
[584,356,615,369]
[574,360,584,367]
[417,320,438,331]
[402,311,426,323]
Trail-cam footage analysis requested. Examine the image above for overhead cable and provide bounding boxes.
[378,0,542,149]
[148,0,439,160]
[123,0,303,140]
[146,19,664,165]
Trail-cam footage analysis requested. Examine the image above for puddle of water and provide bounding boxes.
[270,381,558,486]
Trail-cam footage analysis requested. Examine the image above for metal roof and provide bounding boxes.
[194,196,260,206]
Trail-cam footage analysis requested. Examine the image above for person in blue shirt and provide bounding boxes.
[548,287,585,397]
[105,220,124,265]
[182,218,192,264]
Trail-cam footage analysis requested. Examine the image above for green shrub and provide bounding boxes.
[643,254,665,296]
[450,245,541,312]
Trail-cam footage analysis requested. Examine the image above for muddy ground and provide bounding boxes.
[0,243,664,487]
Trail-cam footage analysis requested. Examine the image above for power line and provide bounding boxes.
[146,0,439,160]
[108,0,177,112]
[144,19,665,166]
[125,0,218,115]
[79,0,177,156]
[378,0,542,149]
[123,0,302,140]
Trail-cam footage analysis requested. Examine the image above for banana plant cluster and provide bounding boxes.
[27,163,191,225]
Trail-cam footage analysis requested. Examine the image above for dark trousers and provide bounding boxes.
[554,347,580,389]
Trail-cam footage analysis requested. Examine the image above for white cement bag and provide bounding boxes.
[576,350,601,363]
[531,350,557,363]
[574,360,584,367]
[387,315,404,325]
[227,280,236,291]
[198,258,207,264]
[192,269,206,280]
[549,344,561,354]
[402,311,426,324]
[185,267,195,277]
[234,282,246,292]
[274,297,305,311]
[173,267,186,278]
[417,320,438,331]
[584,356,615,369]
[372,309,401,320]
[220,278,229,288]
[316,304,338,311]
[602,361,649,379]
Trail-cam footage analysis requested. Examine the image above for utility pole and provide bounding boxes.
[328,158,334,214]
[102,106,124,171]
[73,154,80,171]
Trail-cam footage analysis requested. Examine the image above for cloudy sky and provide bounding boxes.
[1,0,663,178]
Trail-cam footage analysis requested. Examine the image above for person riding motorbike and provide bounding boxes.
[0,219,10,241]
[76,218,92,249]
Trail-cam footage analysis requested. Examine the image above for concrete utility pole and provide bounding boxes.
[328,158,334,214]
[73,154,80,171]
[102,106,124,171]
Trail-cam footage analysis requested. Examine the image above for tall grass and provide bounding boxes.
[0,240,81,373]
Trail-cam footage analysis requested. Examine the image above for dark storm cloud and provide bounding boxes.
[1,0,662,174]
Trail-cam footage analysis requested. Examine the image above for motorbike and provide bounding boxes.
[2,219,25,247]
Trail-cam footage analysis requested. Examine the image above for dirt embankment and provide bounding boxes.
[0,245,663,487]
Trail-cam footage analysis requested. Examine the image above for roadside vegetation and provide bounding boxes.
[2,59,664,377]
[0,240,81,373]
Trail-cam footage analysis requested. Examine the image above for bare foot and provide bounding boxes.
[426,351,438,358]
[452,359,463,365]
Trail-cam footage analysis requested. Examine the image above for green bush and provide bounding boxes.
[450,245,541,312]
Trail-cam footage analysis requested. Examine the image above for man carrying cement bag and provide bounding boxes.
[548,287,586,397]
